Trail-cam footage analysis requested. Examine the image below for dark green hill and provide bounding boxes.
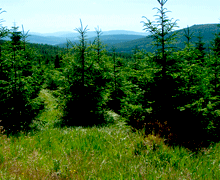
[91,34,145,45]
[111,24,220,53]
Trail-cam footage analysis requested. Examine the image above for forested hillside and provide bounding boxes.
[113,23,220,53]
[0,1,220,178]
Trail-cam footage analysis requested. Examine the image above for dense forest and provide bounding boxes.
[0,0,220,152]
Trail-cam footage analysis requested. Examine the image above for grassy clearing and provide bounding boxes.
[0,89,219,179]
[31,89,63,130]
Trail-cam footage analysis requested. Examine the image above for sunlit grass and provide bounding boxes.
[31,89,63,129]
[0,89,219,179]
[1,126,219,179]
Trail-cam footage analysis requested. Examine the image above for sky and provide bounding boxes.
[1,0,220,34]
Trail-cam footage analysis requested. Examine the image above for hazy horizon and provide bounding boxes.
[1,0,220,34]
[29,29,147,34]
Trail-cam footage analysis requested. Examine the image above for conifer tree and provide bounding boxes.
[138,0,212,149]
[141,0,179,123]
[132,45,140,70]
[94,26,103,62]
[10,24,22,114]
[183,25,194,48]
[142,0,178,77]
[0,9,9,76]
[210,24,220,95]
[0,22,44,133]
[112,47,117,91]
[61,21,108,126]
[21,25,30,51]
[213,24,220,58]
[195,31,206,64]
[74,19,88,92]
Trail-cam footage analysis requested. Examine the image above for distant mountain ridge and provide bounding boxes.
[57,34,146,48]
[25,30,148,45]
[29,30,147,38]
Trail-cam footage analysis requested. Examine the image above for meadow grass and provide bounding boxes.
[0,89,219,179]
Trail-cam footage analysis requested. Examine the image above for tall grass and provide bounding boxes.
[0,89,219,179]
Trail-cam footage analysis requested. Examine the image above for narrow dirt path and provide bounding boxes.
[35,89,62,128]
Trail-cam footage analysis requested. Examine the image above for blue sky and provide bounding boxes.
[1,0,220,33]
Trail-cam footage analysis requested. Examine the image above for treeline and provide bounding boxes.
[0,1,220,151]
[0,24,44,132]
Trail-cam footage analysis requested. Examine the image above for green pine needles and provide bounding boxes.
[142,0,178,64]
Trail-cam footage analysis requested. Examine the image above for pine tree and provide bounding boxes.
[213,24,220,58]
[141,0,179,122]
[210,24,220,95]
[61,21,108,126]
[93,26,103,62]
[21,25,30,51]
[195,31,206,64]
[183,25,194,48]
[0,9,9,77]
[74,19,88,92]
[0,22,44,133]
[142,0,178,77]
[138,0,211,149]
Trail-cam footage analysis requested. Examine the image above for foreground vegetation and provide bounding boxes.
[0,89,219,179]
